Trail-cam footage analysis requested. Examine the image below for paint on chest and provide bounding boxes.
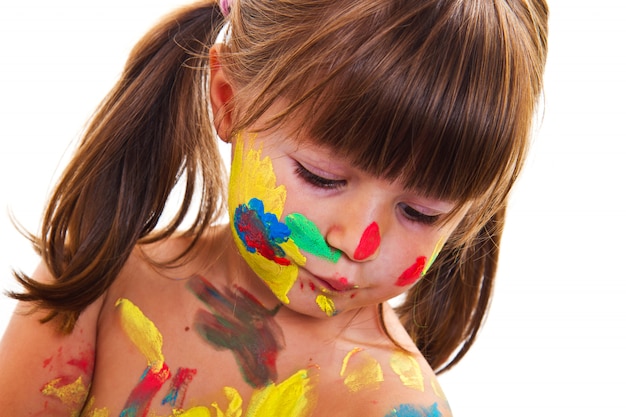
[187,275,285,388]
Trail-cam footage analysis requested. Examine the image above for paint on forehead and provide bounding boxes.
[340,348,384,393]
[229,133,306,304]
[285,213,341,263]
[115,298,165,371]
[390,351,424,392]
[41,376,89,410]
[188,275,285,388]
[395,256,427,287]
[353,222,380,260]
[247,369,316,417]
[315,294,336,317]
[161,367,197,408]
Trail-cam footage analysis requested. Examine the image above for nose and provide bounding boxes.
[326,217,382,263]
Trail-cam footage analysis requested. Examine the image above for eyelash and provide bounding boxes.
[294,162,440,225]
[398,203,440,225]
[294,162,346,190]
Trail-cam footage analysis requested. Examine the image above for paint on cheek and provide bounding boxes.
[188,275,285,388]
[395,256,427,287]
[353,222,380,260]
[285,213,341,263]
[161,367,198,408]
[340,348,384,393]
[385,403,442,417]
[234,198,291,265]
[315,294,336,317]
[40,376,89,409]
[228,137,306,304]
[390,352,424,391]
[247,369,316,417]
[423,237,445,276]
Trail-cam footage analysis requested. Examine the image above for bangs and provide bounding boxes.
[297,3,531,205]
[227,0,543,207]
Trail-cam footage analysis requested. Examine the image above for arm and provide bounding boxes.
[0,262,102,416]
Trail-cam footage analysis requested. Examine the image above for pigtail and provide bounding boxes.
[396,206,506,374]
[9,1,226,332]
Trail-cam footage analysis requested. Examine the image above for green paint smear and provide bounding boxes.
[285,213,341,263]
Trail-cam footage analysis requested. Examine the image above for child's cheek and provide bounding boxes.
[394,237,445,287]
[394,256,427,287]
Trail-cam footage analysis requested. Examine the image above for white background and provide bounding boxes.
[1,1,624,415]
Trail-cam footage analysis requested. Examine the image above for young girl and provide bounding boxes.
[0,0,548,415]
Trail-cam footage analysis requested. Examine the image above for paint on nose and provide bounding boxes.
[353,222,380,261]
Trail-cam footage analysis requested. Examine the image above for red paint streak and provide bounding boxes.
[300,281,305,290]
[395,256,427,287]
[121,363,171,416]
[162,367,197,408]
[350,293,356,299]
[67,349,94,375]
[309,282,316,291]
[237,209,291,266]
[43,356,53,368]
[354,222,380,260]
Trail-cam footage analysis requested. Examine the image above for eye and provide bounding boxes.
[294,162,346,190]
[398,202,440,225]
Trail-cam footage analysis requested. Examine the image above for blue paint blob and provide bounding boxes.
[385,402,442,417]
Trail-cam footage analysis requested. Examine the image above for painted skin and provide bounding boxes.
[39,129,458,416]
[74,297,447,417]
[227,131,461,319]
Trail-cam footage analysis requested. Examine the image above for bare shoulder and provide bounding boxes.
[0,262,103,415]
[334,345,452,417]
[338,303,453,416]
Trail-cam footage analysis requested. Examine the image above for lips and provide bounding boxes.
[313,275,355,293]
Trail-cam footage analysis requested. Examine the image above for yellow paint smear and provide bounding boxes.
[247,369,316,417]
[390,351,424,391]
[41,375,89,412]
[173,407,212,417]
[423,237,445,275]
[315,294,336,317]
[229,133,287,219]
[82,397,110,417]
[115,298,165,371]
[340,348,384,393]
[431,378,446,400]
[228,134,306,304]
[212,386,243,417]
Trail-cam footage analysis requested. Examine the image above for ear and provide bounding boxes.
[210,45,235,142]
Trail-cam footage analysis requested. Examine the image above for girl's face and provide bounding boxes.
[228,125,467,319]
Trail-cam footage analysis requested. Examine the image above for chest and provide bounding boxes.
[85,293,346,415]
[84,276,427,416]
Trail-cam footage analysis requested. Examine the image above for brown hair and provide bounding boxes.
[10,0,548,372]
